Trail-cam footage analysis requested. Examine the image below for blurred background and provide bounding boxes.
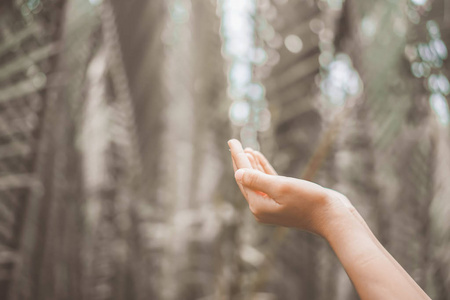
[0,0,449,299]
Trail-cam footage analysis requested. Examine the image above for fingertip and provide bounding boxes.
[228,139,240,147]
[235,169,245,182]
[253,150,264,157]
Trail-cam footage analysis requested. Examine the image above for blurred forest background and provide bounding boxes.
[0,0,450,299]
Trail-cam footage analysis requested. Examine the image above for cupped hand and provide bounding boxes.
[228,139,348,237]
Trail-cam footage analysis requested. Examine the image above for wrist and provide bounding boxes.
[317,192,362,241]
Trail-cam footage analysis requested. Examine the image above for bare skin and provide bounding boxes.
[228,139,430,300]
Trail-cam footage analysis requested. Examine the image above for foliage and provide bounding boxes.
[0,0,449,299]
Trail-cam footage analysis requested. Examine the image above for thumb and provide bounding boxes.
[235,168,278,196]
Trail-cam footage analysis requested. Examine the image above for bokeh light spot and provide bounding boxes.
[229,101,251,126]
[250,47,268,65]
[320,53,363,106]
[170,1,190,24]
[27,0,40,10]
[429,93,450,125]
[309,19,325,34]
[257,108,271,132]
[247,83,265,101]
[284,35,303,54]
[411,62,431,78]
[361,16,377,38]
[428,74,450,95]
[430,39,447,60]
[411,0,427,6]
[229,61,252,88]
[322,0,344,10]
[89,0,102,5]
[426,21,440,39]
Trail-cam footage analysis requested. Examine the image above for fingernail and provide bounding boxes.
[235,169,245,182]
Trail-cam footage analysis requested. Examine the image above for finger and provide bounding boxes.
[231,154,248,199]
[235,168,280,197]
[231,152,237,172]
[255,154,266,173]
[248,192,281,217]
[246,153,257,169]
[244,148,265,173]
[234,157,264,200]
[253,151,277,175]
[228,139,252,169]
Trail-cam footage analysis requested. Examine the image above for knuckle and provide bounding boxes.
[246,172,258,186]
[276,182,290,195]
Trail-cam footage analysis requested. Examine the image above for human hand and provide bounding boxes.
[228,139,348,237]
[229,139,431,299]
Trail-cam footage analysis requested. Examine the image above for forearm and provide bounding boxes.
[228,139,429,299]
[350,209,431,299]
[323,209,428,300]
